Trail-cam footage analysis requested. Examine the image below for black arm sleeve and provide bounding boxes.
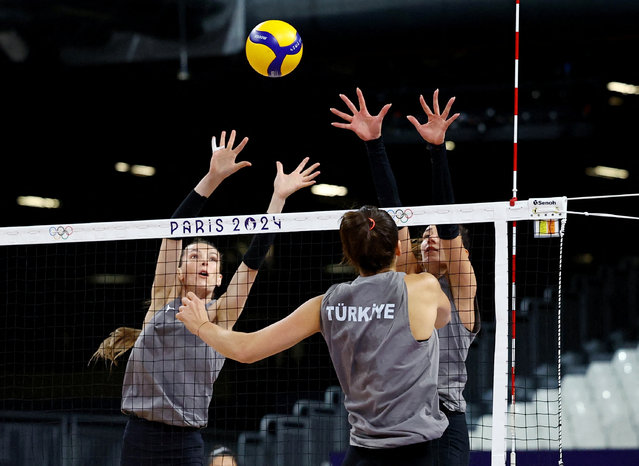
[171,189,208,219]
[242,233,276,270]
[429,142,459,240]
[363,137,402,208]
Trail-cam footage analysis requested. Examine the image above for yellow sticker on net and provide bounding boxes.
[534,219,560,238]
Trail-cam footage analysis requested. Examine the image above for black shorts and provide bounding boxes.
[342,440,435,466]
[120,416,204,466]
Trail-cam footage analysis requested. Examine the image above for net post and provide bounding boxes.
[491,218,510,465]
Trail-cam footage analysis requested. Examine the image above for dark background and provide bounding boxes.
[0,5,639,464]
[1,0,639,438]
[1,0,638,269]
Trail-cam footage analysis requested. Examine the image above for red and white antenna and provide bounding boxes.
[509,1,520,465]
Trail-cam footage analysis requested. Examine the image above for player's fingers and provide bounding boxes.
[378,103,392,119]
[233,161,252,172]
[444,113,461,127]
[339,93,359,114]
[275,161,284,175]
[441,97,456,119]
[330,122,351,130]
[420,95,434,117]
[234,136,249,153]
[294,156,310,173]
[433,89,440,115]
[406,115,421,129]
[304,170,321,181]
[219,131,227,148]
[356,88,368,114]
[330,107,353,122]
[301,162,320,177]
[227,130,237,149]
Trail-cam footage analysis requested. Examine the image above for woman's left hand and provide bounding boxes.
[273,157,320,201]
[406,89,459,146]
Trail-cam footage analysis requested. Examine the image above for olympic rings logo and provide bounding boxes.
[49,225,74,240]
[386,208,414,224]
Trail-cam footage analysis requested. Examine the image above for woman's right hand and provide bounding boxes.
[177,292,211,336]
[330,88,392,141]
[208,130,251,180]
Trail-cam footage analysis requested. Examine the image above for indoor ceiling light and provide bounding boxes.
[607,81,639,95]
[115,162,155,177]
[17,196,61,209]
[114,162,130,172]
[585,166,629,180]
[311,184,348,197]
[130,164,156,177]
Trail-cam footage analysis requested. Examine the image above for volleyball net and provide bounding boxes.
[0,197,566,466]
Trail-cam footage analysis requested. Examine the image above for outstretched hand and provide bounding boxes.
[274,157,321,201]
[330,88,392,141]
[406,89,460,146]
[208,129,251,180]
[177,292,210,336]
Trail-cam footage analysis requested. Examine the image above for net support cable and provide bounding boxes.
[565,211,639,221]
[567,192,639,201]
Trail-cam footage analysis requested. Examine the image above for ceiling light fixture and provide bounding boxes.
[17,196,61,209]
[311,184,348,197]
[607,81,639,95]
[585,166,629,180]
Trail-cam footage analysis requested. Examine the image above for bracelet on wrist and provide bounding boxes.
[197,320,209,337]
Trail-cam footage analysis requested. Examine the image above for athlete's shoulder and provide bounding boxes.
[404,271,440,288]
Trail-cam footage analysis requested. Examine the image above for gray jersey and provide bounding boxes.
[121,298,225,427]
[320,271,448,448]
[437,276,479,412]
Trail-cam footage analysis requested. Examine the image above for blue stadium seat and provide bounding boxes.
[237,431,265,466]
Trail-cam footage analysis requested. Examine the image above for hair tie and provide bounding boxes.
[368,217,376,230]
[212,446,234,457]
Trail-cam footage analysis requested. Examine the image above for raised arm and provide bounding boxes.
[90,130,251,365]
[178,292,323,363]
[214,157,320,329]
[146,130,250,324]
[408,90,477,331]
[406,89,460,239]
[330,88,414,272]
[330,88,398,204]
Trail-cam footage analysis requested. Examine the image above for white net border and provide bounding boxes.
[0,197,567,246]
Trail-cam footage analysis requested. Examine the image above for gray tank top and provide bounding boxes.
[320,271,448,448]
[121,298,225,427]
[437,277,479,412]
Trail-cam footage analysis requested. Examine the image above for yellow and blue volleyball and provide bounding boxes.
[245,20,303,77]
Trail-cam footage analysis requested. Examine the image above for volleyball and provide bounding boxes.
[245,20,303,77]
